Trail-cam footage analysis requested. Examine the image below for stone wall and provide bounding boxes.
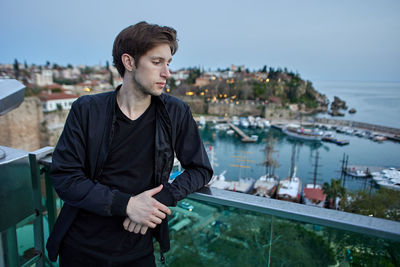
[0,97,44,151]
[42,110,69,147]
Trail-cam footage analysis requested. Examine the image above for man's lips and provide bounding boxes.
[156,82,166,87]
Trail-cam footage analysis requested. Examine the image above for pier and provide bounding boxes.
[227,122,256,142]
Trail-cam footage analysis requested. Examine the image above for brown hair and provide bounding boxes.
[112,21,178,77]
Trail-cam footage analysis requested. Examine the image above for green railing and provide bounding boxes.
[2,146,400,266]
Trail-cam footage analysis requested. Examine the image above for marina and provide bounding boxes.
[199,117,400,195]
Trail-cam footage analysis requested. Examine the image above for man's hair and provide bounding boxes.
[112,21,178,77]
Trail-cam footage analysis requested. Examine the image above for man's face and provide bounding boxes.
[132,43,172,96]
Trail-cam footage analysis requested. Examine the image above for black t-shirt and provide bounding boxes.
[64,100,156,261]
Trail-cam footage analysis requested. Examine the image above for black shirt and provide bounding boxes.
[64,100,156,261]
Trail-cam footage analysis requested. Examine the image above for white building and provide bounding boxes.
[40,92,78,112]
[34,70,53,86]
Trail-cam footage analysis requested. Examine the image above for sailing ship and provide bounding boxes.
[253,134,278,198]
[303,151,327,207]
[277,143,302,203]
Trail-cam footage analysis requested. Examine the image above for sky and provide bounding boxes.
[1,0,399,82]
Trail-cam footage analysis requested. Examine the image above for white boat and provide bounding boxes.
[372,168,400,190]
[226,129,234,135]
[232,116,240,127]
[377,180,400,191]
[250,135,258,141]
[213,123,230,131]
[282,126,322,142]
[207,172,255,194]
[240,117,249,128]
[199,116,206,128]
[227,177,255,193]
[252,175,278,198]
[277,176,302,203]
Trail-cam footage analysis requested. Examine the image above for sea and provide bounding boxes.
[199,81,400,192]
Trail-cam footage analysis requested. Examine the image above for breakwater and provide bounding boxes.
[314,118,400,135]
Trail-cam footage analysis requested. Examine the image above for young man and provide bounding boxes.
[46,22,213,266]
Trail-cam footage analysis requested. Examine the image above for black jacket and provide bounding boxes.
[46,87,213,261]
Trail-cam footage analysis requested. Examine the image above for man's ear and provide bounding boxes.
[121,54,135,72]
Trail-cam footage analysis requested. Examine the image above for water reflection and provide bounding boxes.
[199,123,400,192]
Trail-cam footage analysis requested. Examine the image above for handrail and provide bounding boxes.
[189,187,400,242]
[37,153,400,242]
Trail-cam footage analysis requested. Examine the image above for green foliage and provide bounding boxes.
[186,67,202,84]
[24,85,43,96]
[81,66,94,75]
[323,178,346,209]
[344,188,400,222]
[252,81,267,99]
[13,59,20,80]
[53,78,81,85]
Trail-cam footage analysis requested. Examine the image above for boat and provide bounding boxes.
[252,175,278,198]
[373,135,386,142]
[277,176,302,203]
[322,136,349,146]
[250,135,258,141]
[239,117,249,128]
[372,168,400,190]
[254,135,279,198]
[303,151,326,207]
[227,177,255,193]
[282,126,323,142]
[277,144,302,203]
[199,116,206,127]
[303,184,326,207]
[232,116,240,127]
[207,172,255,194]
[345,167,370,178]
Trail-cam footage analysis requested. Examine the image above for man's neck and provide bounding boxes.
[117,81,151,121]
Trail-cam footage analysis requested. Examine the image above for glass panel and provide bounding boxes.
[154,198,400,266]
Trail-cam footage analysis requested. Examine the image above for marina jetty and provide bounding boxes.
[314,118,400,140]
[226,122,255,143]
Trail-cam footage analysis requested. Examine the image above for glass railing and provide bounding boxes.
[2,147,400,266]
[157,189,400,266]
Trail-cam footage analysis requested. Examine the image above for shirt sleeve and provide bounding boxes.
[163,106,213,204]
[50,100,129,217]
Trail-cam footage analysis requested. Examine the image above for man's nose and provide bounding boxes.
[161,64,171,79]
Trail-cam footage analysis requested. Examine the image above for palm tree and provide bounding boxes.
[323,178,346,209]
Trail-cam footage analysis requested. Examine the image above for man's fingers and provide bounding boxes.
[140,226,148,235]
[155,202,171,215]
[123,218,130,230]
[153,209,167,220]
[146,221,157,229]
[128,221,136,232]
[150,215,162,225]
[146,184,163,196]
[133,223,141,234]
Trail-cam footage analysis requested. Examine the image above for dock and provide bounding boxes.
[227,122,256,143]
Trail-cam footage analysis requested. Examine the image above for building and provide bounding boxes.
[34,70,53,86]
[40,92,78,112]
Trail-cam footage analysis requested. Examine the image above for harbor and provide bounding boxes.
[198,118,400,195]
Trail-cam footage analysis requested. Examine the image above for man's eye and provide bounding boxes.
[153,61,161,65]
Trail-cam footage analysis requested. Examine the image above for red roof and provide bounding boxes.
[40,92,78,101]
[303,188,326,202]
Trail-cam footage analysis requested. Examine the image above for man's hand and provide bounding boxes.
[125,184,171,229]
[123,218,149,235]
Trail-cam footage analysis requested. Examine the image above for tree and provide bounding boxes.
[323,178,346,209]
[109,71,114,86]
[13,59,20,80]
[261,65,267,73]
